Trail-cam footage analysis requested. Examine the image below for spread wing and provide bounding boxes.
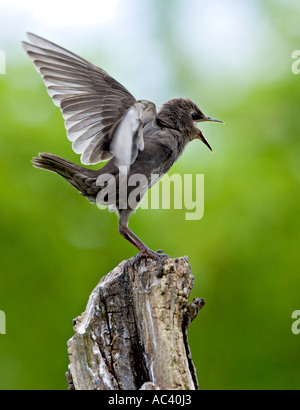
[22,33,153,166]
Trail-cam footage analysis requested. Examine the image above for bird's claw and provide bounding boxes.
[156,249,166,254]
[141,248,169,262]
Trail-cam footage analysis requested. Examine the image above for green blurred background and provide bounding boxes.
[0,0,300,390]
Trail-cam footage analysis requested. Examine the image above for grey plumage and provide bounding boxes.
[24,33,223,259]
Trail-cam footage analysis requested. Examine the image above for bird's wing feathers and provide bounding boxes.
[22,33,154,166]
[111,103,147,169]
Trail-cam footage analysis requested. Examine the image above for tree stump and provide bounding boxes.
[66,255,205,390]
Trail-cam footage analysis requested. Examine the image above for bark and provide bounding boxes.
[66,254,205,390]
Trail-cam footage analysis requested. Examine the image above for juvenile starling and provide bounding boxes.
[22,33,223,260]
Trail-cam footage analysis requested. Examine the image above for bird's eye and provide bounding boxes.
[191,113,198,120]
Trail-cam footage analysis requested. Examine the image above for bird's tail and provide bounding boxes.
[32,153,98,201]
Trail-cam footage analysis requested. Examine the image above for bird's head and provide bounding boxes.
[157,98,223,151]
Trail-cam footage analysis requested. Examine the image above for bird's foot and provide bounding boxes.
[156,249,166,254]
[141,248,169,262]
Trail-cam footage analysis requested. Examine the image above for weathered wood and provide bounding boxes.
[66,254,205,390]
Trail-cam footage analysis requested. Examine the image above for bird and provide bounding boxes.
[22,33,224,260]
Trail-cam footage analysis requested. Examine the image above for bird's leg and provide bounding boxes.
[118,224,141,250]
[118,223,166,260]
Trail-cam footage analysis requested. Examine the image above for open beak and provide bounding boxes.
[201,116,224,124]
[196,129,213,151]
[195,115,224,152]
